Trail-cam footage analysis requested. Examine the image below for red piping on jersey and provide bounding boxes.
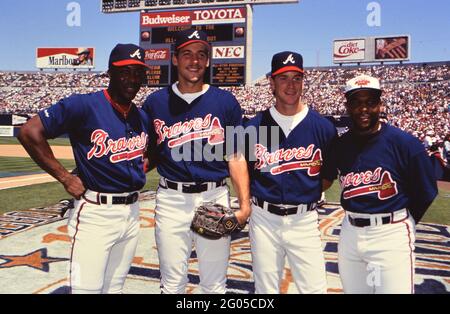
[404,221,414,294]
[69,202,86,293]
[103,89,131,119]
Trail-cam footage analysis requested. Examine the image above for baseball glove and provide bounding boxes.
[191,203,244,240]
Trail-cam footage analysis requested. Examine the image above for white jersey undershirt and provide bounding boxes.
[172,83,210,104]
[269,105,309,137]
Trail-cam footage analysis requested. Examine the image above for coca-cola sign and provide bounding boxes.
[145,49,170,61]
[333,40,365,61]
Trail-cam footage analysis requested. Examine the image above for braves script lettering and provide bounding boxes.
[154,114,225,148]
[254,144,322,176]
[87,130,148,163]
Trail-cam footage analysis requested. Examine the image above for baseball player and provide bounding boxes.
[322,74,438,294]
[142,29,251,294]
[244,51,336,293]
[18,44,150,294]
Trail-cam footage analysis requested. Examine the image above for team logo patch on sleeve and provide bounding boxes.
[340,167,398,200]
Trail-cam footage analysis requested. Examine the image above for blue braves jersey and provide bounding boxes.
[142,85,242,182]
[323,123,438,218]
[38,90,149,193]
[245,108,337,205]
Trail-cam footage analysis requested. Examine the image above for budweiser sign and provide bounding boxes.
[140,8,246,27]
[333,40,365,61]
[141,11,191,27]
[145,49,170,61]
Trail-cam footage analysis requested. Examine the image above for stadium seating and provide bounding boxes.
[0,62,448,146]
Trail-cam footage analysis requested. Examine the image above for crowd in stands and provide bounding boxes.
[1,63,449,153]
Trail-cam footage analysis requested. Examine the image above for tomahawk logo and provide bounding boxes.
[282,54,296,65]
[270,149,322,176]
[130,49,142,60]
[254,144,322,176]
[167,118,224,148]
[188,31,200,39]
[342,171,398,200]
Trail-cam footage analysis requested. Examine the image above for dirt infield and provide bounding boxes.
[439,180,450,192]
[0,145,73,159]
[0,145,73,190]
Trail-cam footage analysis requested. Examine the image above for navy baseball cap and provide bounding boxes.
[108,43,149,69]
[271,51,304,77]
[174,29,209,51]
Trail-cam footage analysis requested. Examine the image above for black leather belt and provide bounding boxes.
[99,192,139,205]
[348,215,391,227]
[160,178,227,194]
[254,198,317,216]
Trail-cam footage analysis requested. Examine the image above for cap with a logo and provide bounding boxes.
[174,29,209,51]
[345,74,382,98]
[271,51,304,77]
[108,43,149,69]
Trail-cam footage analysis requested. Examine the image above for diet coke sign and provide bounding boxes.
[333,39,365,61]
[145,49,170,61]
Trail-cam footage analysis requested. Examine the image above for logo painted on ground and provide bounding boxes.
[0,192,449,294]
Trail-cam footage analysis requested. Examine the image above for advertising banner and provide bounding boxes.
[36,48,95,69]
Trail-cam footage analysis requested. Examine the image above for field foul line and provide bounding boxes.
[0,174,54,184]
[0,174,57,190]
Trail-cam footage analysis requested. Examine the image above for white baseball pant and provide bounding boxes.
[338,209,416,294]
[68,190,140,294]
[155,185,231,294]
[249,204,327,294]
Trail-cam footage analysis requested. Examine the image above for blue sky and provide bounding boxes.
[0,0,449,80]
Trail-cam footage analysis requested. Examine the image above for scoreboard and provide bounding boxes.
[139,7,247,87]
[102,0,298,13]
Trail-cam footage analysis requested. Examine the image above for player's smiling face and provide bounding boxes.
[270,71,304,111]
[346,89,382,135]
[108,65,147,104]
[173,43,209,87]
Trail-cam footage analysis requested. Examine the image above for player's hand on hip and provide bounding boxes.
[61,174,86,200]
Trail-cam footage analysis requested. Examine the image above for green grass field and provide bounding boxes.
[0,168,448,224]
[0,136,448,223]
[0,156,75,177]
[0,137,71,146]
[0,169,160,214]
